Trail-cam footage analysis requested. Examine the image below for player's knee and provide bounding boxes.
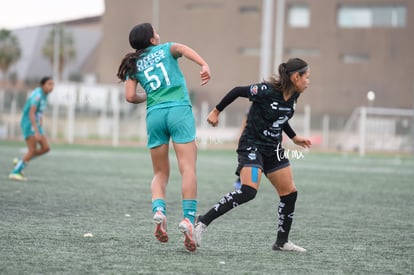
[39,146,50,155]
[240,184,257,202]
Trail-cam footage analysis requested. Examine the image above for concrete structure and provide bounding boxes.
[96,0,414,124]
[4,0,413,126]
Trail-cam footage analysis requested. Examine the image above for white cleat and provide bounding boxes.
[178,218,196,252]
[153,211,168,243]
[194,216,207,247]
[272,241,306,252]
[8,173,27,181]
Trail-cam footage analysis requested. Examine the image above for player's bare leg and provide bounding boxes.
[173,141,197,200]
[9,135,50,181]
[150,144,170,200]
[22,135,50,162]
[150,144,170,242]
[267,166,296,196]
[239,166,262,190]
[173,140,198,251]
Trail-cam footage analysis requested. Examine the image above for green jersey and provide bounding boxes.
[21,87,48,125]
[132,42,191,111]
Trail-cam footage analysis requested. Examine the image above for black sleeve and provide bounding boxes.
[215,86,250,112]
[283,121,297,139]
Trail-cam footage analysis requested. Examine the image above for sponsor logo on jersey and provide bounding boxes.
[263,129,280,138]
[250,85,258,95]
[137,49,166,71]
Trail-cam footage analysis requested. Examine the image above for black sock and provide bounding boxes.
[276,191,298,245]
[199,185,257,226]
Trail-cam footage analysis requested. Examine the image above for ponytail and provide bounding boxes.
[116,52,137,82]
[279,62,287,75]
[268,58,308,94]
[116,50,146,81]
[116,22,155,82]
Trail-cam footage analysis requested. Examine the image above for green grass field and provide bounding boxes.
[1,141,413,274]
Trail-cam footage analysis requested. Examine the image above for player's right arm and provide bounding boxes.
[207,86,250,127]
[125,79,147,104]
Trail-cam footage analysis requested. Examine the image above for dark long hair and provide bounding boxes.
[40,76,52,86]
[117,23,155,81]
[268,58,308,95]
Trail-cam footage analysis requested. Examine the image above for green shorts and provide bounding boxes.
[146,105,196,148]
[21,120,44,139]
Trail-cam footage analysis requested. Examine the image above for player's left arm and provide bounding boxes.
[292,135,312,149]
[283,122,296,138]
[283,120,311,148]
[170,43,210,86]
[125,79,147,104]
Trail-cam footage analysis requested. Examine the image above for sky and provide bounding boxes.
[0,0,105,30]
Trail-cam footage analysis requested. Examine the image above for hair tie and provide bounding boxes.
[287,65,308,75]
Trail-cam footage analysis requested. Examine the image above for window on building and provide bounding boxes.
[338,5,406,28]
[185,3,223,10]
[286,48,320,57]
[341,53,370,63]
[239,5,259,13]
[288,4,310,28]
[239,47,260,56]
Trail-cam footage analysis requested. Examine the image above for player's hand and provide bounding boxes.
[207,108,220,127]
[200,64,211,86]
[292,136,312,149]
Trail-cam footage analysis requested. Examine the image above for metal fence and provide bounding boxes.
[1,83,413,155]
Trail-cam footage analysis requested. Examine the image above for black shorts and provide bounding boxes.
[235,145,290,176]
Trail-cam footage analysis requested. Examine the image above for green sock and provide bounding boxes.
[182,199,197,224]
[152,199,166,215]
[12,160,26,174]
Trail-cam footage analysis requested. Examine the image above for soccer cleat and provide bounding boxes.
[194,215,207,247]
[153,211,168,243]
[12,158,25,176]
[272,241,306,252]
[8,173,27,181]
[178,218,196,252]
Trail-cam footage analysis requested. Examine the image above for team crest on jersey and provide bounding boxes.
[248,151,257,160]
[247,146,258,160]
[250,85,259,95]
[260,84,267,91]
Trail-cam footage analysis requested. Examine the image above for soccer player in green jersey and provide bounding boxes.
[9,77,54,181]
[194,58,311,252]
[117,23,210,252]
